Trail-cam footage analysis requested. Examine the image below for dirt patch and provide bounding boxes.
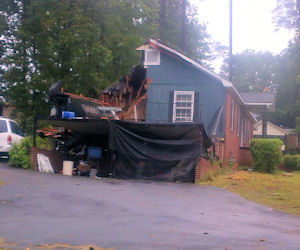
[0,238,17,249]
[201,171,300,216]
[0,238,114,250]
[35,243,115,250]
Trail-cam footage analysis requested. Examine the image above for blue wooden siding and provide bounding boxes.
[146,53,226,137]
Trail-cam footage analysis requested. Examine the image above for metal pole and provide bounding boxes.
[229,0,233,82]
[262,108,267,138]
[181,0,187,52]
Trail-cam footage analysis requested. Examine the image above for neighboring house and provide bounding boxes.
[254,121,299,149]
[136,39,273,168]
[0,97,14,118]
[254,121,286,139]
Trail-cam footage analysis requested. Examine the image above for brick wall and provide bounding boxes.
[214,141,224,162]
[286,134,299,149]
[30,148,68,172]
[2,104,14,118]
[223,91,255,170]
[224,92,240,169]
[239,147,253,167]
[194,157,212,183]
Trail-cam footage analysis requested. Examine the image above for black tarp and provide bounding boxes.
[109,121,211,182]
[46,119,109,135]
[47,118,211,182]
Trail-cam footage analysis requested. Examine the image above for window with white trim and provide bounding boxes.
[144,49,160,65]
[237,106,240,136]
[230,98,235,132]
[172,91,194,122]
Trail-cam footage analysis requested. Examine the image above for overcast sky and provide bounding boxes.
[190,0,293,70]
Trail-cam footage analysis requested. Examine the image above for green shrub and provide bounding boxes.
[9,136,52,169]
[250,139,283,173]
[284,145,298,155]
[284,155,300,171]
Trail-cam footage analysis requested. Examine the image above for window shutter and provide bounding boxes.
[193,91,200,123]
[168,91,174,123]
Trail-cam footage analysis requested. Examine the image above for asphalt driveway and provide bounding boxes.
[1,163,300,249]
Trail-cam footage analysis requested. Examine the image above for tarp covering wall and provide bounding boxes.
[47,118,211,182]
[109,121,211,182]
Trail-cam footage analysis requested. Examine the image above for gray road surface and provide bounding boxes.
[1,163,300,249]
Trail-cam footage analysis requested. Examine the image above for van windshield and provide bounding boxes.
[0,120,8,133]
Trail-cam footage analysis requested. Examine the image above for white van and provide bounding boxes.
[0,117,24,157]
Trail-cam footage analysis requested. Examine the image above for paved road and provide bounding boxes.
[1,163,300,249]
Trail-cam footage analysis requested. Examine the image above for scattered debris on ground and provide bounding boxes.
[227,171,252,181]
[201,171,300,216]
[35,243,114,250]
[0,238,115,250]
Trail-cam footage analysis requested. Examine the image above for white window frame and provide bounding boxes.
[242,114,247,145]
[230,98,235,132]
[144,48,160,65]
[237,106,240,136]
[172,91,195,122]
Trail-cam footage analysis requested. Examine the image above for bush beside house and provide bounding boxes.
[250,139,283,173]
[283,155,300,171]
[9,137,52,169]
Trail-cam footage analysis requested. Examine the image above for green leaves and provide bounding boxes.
[283,154,300,171]
[273,0,300,34]
[9,136,52,169]
[1,0,213,134]
[221,50,278,92]
[250,139,283,173]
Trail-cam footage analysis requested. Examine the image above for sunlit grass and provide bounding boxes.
[201,171,300,216]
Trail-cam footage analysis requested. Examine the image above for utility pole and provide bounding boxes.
[181,0,187,52]
[229,0,233,82]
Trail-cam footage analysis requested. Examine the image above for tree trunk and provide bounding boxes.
[33,116,37,147]
[159,0,166,38]
[229,0,233,82]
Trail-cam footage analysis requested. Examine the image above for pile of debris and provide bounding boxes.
[48,65,151,121]
[100,65,151,121]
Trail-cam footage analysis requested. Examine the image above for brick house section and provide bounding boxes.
[2,104,14,118]
[286,134,299,149]
[224,92,240,169]
[214,141,224,161]
[194,158,212,183]
[239,147,253,167]
[30,147,68,172]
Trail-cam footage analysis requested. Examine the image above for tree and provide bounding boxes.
[157,0,212,64]
[0,0,214,137]
[270,0,300,129]
[0,0,113,138]
[1,0,56,142]
[273,0,300,34]
[220,50,278,92]
[270,36,300,128]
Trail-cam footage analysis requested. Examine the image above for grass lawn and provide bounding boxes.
[201,171,300,216]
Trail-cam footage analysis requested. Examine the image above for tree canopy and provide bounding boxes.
[220,0,300,131]
[0,0,213,134]
[220,50,278,93]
